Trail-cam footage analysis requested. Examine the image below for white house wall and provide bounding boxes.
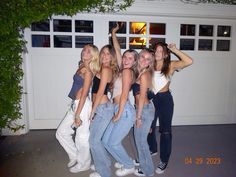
[20,0,236,131]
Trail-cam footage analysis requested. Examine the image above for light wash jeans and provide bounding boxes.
[102,101,135,169]
[56,98,92,169]
[134,102,155,176]
[89,102,114,177]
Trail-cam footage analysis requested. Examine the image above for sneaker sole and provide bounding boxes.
[70,166,90,173]
[155,169,165,174]
[151,152,158,156]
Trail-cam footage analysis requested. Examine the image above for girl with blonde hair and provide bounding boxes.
[56,44,99,173]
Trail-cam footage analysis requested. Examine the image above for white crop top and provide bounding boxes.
[112,76,122,99]
[152,71,172,94]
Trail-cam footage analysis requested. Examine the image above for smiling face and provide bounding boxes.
[81,45,93,62]
[100,47,113,65]
[155,45,165,62]
[138,49,154,70]
[122,51,136,69]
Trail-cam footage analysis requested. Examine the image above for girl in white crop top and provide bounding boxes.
[148,42,193,174]
[152,71,172,95]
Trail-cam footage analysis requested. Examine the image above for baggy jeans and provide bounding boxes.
[134,102,155,176]
[89,102,114,177]
[56,98,92,168]
[102,101,135,169]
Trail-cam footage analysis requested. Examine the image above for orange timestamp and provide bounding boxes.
[184,157,221,165]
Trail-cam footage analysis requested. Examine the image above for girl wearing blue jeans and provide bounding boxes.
[89,44,118,177]
[132,48,155,176]
[102,23,138,177]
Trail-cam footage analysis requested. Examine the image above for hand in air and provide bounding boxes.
[167,43,177,52]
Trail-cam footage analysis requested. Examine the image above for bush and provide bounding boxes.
[0,0,133,131]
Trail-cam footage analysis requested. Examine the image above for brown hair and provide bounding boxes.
[99,44,119,92]
[154,42,171,77]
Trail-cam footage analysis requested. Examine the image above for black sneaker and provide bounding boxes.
[155,161,167,174]
[134,168,145,176]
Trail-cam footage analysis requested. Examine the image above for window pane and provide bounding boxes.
[129,37,146,49]
[130,22,146,34]
[54,35,72,48]
[180,39,195,50]
[198,39,212,51]
[217,26,231,37]
[31,20,50,31]
[199,25,213,36]
[75,20,93,33]
[109,37,126,49]
[75,36,93,48]
[53,19,72,32]
[149,38,166,49]
[109,21,126,34]
[32,35,50,47]
[216,40,230,51]
[180,24,195,36]
[150,23,166,35]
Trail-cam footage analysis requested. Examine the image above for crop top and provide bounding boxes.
[68,74,84,100]
[131,83,140,97]
[112,77,122,99]
[91,76,110,95]
[152,71,172,94]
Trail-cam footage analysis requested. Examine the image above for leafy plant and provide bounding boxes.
[0,0,134,132]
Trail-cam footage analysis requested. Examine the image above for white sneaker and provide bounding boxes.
[90,164,95,171]
[90,172,102,177]
[133,159,140,166]
[67,159,77,168]
[69,164,90,173]
[115,167,135,176]
[114,162,123,168]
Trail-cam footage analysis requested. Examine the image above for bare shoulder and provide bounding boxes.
[101,65,112,72]
[140,70,151,81]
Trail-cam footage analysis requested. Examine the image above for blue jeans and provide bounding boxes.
[147,91,174,163]
[89,102,114,177]
[102,101,135,169]
[134,102,155,176]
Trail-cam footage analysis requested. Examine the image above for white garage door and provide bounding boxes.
[24,13,171,129]
[24,15,108,129]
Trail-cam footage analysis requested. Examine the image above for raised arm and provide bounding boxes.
[168,43,193,72]
[74,69,93,126]
[113,69,133,122]
[112,23,122,68]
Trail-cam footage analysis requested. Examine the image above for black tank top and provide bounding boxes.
[92,76,110,95]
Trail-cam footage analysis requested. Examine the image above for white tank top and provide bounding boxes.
[112,76,122,99]
[152,71,171,94]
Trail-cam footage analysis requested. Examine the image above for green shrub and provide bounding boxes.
[0,0,134,131]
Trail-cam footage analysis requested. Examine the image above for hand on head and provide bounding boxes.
[167,43,177,51]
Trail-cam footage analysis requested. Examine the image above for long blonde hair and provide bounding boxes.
[99,44,119,79]
[120,49,139,84]
[78,44,100,74]
[137,48,155,80]
[99,45,119,92]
